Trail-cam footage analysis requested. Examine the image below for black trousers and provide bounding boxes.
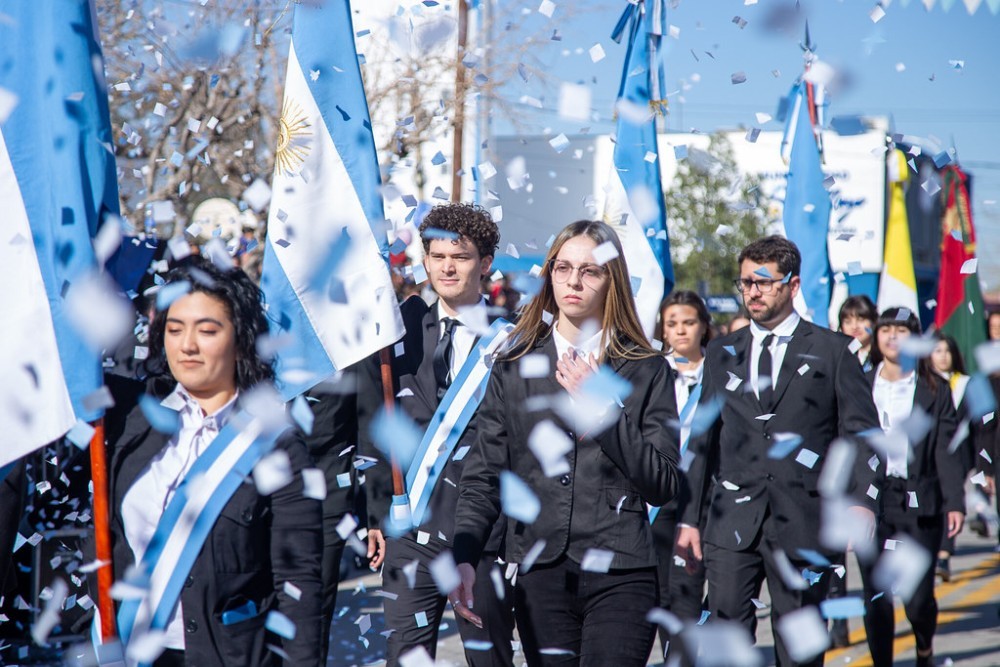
[319,509,348,660]
[651,511,706,658]
[859,483,944,666]
[514,555,658,667]
[382,536,515,667]
[703,509,833,667]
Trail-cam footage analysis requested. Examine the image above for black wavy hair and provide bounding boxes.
[418,202,500,259]
[147,257,274,391]
[932,331,967,375]
[658,290,713,349]
[870,306,938,390]
[737,235,801,278]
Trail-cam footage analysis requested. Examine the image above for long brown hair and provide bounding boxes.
[505,220,661,362]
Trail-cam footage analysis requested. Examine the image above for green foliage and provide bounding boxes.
[665,133,769,299]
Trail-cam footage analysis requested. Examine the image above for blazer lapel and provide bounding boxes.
[771,320,815,409]
[115,420,170,503]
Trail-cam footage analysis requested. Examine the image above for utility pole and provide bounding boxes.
[451,0,468,202]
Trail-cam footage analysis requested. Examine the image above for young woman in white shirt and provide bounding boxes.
[449,220,680,667]
[860,307,964,667]
[649,291,711,659]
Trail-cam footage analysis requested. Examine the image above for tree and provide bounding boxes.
[665,133,769,298]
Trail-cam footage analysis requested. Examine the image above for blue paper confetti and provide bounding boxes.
[139,395,180,435]
[500,471,541,524]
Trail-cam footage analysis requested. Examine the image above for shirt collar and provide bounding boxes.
[749,310,801,343]
[552,323,604,359]
[161,384,239,422]
[666,353,705,386]
[873,362,916,387]
[437,297,487,325]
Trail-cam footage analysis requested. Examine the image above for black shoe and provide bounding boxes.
[830,618,849,648]
[916,649,935,667]
[969,514,989,537]
[936,557,951,582]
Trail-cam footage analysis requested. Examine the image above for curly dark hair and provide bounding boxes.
[418,203,500,259]
[147,257,275,391]
[737,236,801,278]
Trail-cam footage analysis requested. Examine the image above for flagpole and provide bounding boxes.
[450,0,469,203]
[378,349,406,497]
[88,418,117,640]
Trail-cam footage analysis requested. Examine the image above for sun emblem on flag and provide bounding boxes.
[276,99,311,174]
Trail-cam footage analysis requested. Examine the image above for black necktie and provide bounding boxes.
[434,318,458,399]
[758,333,775,412]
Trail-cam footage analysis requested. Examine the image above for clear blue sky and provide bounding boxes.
[489,0,1000,292]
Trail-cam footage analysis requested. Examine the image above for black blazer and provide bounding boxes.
[682,319,881,556]
[452,335,680,570]
[104,378,323,667]
[865,370,963,516]
[357,295,506,551]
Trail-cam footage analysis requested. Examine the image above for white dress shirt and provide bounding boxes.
[121,385,239,649]
[872,363,916,478]
[748,311,801,401]
[552,324,605,361]
[667,354,704,447]
[437,298,485,383]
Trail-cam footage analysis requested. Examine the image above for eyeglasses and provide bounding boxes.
[549,259,608,288]
[733,276,788,294]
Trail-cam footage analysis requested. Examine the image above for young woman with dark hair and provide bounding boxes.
[838,295,878,372]
[104,258,323,667]
[449,220,680,666]
[649,291,712,659]
[860,307,964,667]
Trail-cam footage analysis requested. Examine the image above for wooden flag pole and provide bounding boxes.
[88,418,117,640]
[450,0,469,203]
[378,348,405,497]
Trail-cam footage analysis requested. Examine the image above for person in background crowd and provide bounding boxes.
[676,236,880,667]
[357,203,515,666]
[929,333,981,579]
[728,313,751,333]
[649,291,712,661]
[103,258,323,666]
[860,307,963,667]
[838,295,878,372]
[451,220,680,667]
[987,310,1000,342]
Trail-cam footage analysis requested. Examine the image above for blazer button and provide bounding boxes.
[184,575,194,588]
[186,619,198,633]
[766,474,774,481]
[241,508,254,522]
[559,474,571,486]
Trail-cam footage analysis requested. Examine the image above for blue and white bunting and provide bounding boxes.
[261,0,405,400]
[0,1,120,467]
[604,0,674,339]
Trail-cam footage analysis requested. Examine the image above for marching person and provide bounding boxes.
[838,295,878,372]
[450,220,680,666]
[859,308,963,667]
[103,258,323,666]
[357,203,515,666]
[929,332,979,580]
[649,290,712,658]
[675,236,881,667]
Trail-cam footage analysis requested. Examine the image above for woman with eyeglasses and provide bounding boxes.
[448,220,680,666]
[860,307,963,667]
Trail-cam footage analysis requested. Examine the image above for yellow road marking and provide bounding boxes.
[824,553,1000,665]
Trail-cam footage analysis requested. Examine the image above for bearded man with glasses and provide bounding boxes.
[675,236,881,667]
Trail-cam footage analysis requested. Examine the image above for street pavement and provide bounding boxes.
[327,527,1000,666]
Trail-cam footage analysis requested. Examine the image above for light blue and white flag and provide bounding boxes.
[0,1,120,467]
[779,80,833,327]
[604,0,674,339]
[261,0,404,400]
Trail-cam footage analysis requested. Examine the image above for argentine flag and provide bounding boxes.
[604,0,674,339]
[261,0,405,400]
[0,2,120,468]
[779,79,833,327]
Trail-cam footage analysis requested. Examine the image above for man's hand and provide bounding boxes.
[447,562,483,628]
[846,505,876,552]
[947,511,965,538]
[367,528,387,571]
[675,525,703,575]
